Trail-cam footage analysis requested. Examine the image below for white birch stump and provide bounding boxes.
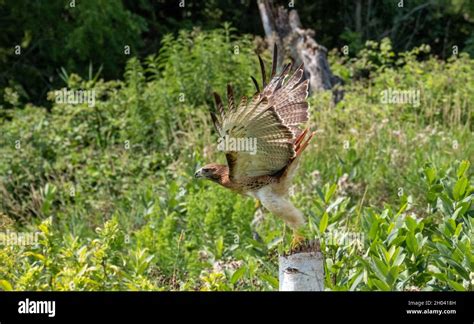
[279,251,325,291]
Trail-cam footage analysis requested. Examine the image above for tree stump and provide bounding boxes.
[278,241,325,291]
[257,0,344,104]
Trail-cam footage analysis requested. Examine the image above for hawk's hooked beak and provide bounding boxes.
[194,168,203,178]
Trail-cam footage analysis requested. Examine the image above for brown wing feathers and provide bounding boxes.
[211,46,309,137]
[294,128,316,158]
[258,55,267,88]
[209,45,313,179]
[251,46,309,138]
[227,85,235,112]
[250,76,260,93]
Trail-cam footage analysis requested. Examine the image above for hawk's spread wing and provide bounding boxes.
[210,45,309,180]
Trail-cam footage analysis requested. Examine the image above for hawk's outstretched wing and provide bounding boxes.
[210,45,309,180]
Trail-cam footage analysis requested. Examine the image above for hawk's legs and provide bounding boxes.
[251,199,265,242]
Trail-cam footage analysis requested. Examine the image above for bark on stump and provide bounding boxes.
[278,244,325,291]
[257,0,344,104]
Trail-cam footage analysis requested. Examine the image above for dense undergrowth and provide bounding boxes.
[0,26,473,291]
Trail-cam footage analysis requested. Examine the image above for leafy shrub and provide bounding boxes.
[0,30,472,291]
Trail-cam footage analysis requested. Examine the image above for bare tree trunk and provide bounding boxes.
[257,0,343,104]
[257,0,274,41]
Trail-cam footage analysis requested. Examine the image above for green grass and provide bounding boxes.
[0,28,473,291]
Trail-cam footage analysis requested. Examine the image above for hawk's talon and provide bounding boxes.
[290,232,305,251]
[254,199,261,209]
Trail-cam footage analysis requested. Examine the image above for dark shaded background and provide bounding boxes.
[1,0,473,106]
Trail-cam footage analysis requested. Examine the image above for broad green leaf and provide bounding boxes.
[431,273,447,282]
[23,252,46,261]
[385,245,396,263]
[372,257,389,278]
[453,177,468,201]
[372,278,390,291]
[456,160,470,178]
[446,219,457,234]
[316,187,325,202]
[0,280,13,291]
[369,219,380,240]
[324,184,337,203]
[425,167,436,184]
[259,274,278,289]
[395,202,408,217]
[326,197,346,213]
[435,242,452,256]
[445,259,470,280]
[406,232,418,254]
[349,271,364,291]
[454,223,463,238]
[405,215,417,232]
[320,212,329,233]
[415,233,427,249]
[386,222,395,236]
[390,235,406,247]
[431,184,444,192]
[387,266,400,285]
[215,236,224,259]
[230,266,246,284]
[439,193,454,214]
[451,206,465,220]
[447,280,466,291]
[393,252,406,266]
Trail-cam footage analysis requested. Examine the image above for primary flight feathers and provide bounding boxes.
[210,44,310,179]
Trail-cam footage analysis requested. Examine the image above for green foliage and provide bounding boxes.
[0,30,473,291]
[332,38,473,129]
[0,0,146,107]
[2,0,474,108]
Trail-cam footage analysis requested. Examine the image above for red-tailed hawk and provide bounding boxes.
[195,45,315,243]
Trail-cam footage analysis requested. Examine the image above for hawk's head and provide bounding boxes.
[194,163,228,183]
